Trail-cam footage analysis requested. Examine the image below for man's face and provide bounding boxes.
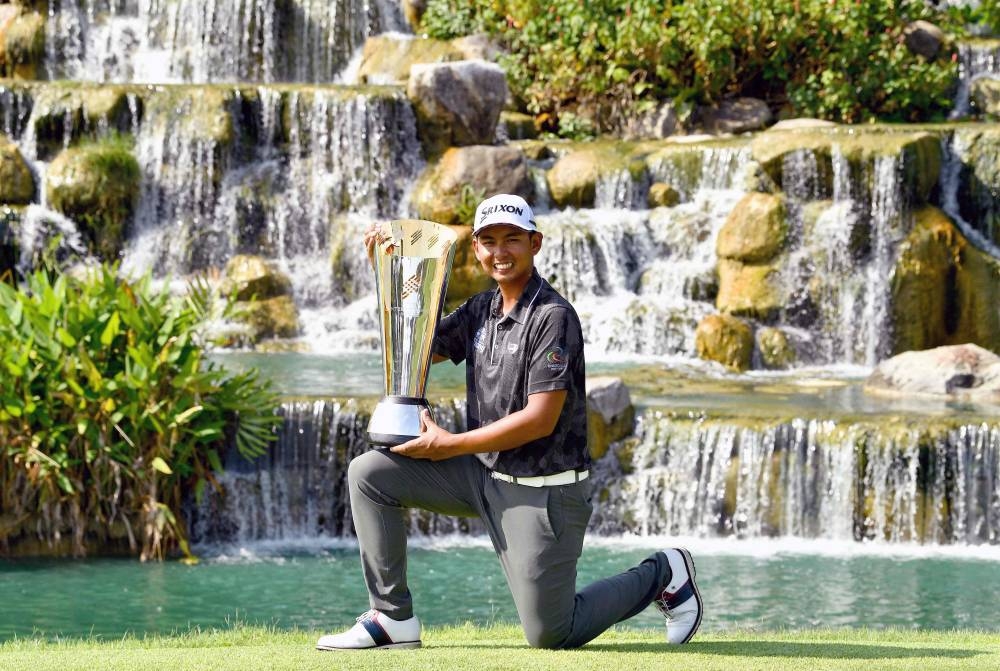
[472,224,542,287]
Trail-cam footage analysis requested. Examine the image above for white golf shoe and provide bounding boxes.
[653,548,703,644]
[316,609,422,650]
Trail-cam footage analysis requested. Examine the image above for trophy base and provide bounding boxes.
[367,396,432,447]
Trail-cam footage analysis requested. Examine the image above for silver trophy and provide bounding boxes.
[367,219,458,446]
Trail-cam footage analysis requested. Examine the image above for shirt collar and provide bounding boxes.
[489,269,544,324]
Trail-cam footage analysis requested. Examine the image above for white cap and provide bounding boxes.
[473,194,537,235]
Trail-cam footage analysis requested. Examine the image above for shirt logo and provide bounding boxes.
[507,343,519,355]
[473,326,486,353]
[545,346,568,371]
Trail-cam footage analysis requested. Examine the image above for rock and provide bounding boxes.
[756,327,796,369]
[499,111,537,140]
[695,313,754,371]
[546,143,646,208]
[891,205,1000,354]
[971,77,1000,118]
[716,192,787,263]
[356,34,462,85]
[235,294,301,342]
[411,145,533,226]
[647,182,680,208]
[751,129,941,204]
[222,254,293,301]
[451,33,503,62]
[699,97,772,135]
[716,258,783,320]
[904,20,945,60]
[864,344,1000,397]
[586,376,635,460]
[0,134,34,204]
[0,10,44,79]
[45,140,140,259]
[401,0,426,29]
[24,84,143,160]
[622,100,682,140]
[407,60,509,155]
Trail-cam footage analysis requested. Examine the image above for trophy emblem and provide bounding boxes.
[367,219,458,446]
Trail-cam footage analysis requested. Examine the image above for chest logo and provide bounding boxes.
[507,343,519,355]
[473,326,487,353]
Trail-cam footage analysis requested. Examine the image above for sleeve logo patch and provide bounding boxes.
[545,346,568,371]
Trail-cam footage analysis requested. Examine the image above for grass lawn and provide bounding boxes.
[0,625,997,671]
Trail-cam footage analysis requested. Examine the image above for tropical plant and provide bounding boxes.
[0,263,280,560]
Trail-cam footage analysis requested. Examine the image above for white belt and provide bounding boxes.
[490,469,589,488]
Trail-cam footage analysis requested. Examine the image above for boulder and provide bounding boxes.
[647,182,680,208]
[222,254,293,301]
[586,376,635,460]
[406,60,509,155]
[546,143,646,208]
[451,33,503,62]
[499,111,537,140]
[235,294,301,342]
[401,0,426,30]
[695,313,754,371]
[356,34,463,85]
[716,192,787,263]
[904,20,945,60]
[716,258,783,320]
[45,140,140,259]
[891,205,1000,354]
[699,97,772,135]
[411,145,533,226]
[769,118,837,131]
[0,10,44,79]
[622,100,683,140]
[24,84,143,160]
[756,327,796,369]
[0,134,34,204]
[864,344,1000,397]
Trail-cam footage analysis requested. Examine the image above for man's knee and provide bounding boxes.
[522,621,571,650]
[347,450,400,504]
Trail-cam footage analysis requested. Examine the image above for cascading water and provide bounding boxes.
[589,412,1000,545]
[42,0,407,84]
[951,40,1000,119]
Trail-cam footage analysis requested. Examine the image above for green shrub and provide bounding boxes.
[0,264,281,560]
[421,0,962,129]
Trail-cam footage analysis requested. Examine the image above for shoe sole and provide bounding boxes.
[675,548,703,644]
[316,640,422,651]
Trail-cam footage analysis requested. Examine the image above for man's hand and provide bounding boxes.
[390,409,455,460]
[364,222,395,268]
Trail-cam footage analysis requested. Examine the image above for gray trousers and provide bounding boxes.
[348,449,671,649]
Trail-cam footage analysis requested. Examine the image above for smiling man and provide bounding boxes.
[316,194,703,651]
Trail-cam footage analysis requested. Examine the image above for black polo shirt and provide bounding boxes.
[432,269,590,477]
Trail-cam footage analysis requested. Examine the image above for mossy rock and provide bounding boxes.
[716,258,783,320]
[751,128,941,204]
[951,126,1000,247]
[0,133,34,204]
[647,182,680,208]
[1,10,44,78]
[546,142,647,208]
[23,83,144,160]
[970,77,1000,118]
[411,145,534,226]
[145,85,234,146]
[236,294,300,342]
[716,192,787,263]
[695,313,754,371]
[222,254,293,301]
[357,35,462,84]
[891,205,1000,354]
[756,327,796,369]
[45,139,140,259]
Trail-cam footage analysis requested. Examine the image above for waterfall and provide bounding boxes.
[952,40,1000,119]
[589,412,1000,545]
[190,401,1000,545]
[41,0,408,84]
